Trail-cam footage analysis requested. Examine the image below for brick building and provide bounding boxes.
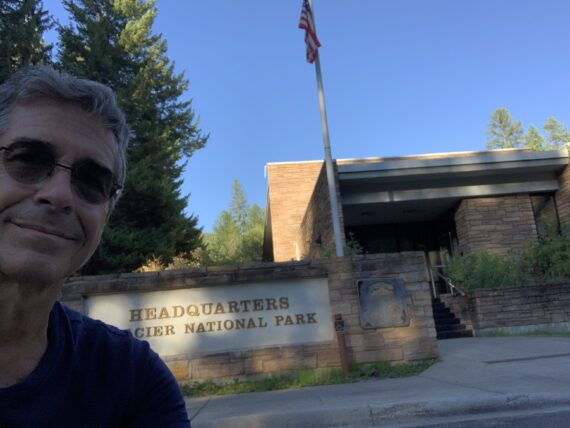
[263,146,570,282]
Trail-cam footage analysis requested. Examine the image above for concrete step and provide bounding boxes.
[433,316,460,325]
[436,322,465,332]
[432,298,473,340]
[437,329,473,340]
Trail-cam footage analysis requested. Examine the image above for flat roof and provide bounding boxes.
[337,148,569,176]
[266,147,569,168]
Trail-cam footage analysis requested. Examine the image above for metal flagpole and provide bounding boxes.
[307,0,344,257]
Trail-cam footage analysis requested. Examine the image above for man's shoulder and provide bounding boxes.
[55,303,190,426]
[57,302,152,361]
[61,302,134,339]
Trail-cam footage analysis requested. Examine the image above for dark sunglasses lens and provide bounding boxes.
[72,160,114,204]
[2,141,54,183]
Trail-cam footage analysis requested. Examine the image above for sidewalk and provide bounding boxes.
[186,337,570,427]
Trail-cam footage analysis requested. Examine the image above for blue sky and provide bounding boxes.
[44,0,570,232]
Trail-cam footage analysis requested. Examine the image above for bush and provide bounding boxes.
[519,223,570,282]
[446,250,518,290]
[447,223,570,290]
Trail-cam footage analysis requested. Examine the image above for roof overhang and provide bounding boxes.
[339,148,569,226]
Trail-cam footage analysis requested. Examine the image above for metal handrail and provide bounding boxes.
[431,264,466,297]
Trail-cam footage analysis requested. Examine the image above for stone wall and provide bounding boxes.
[61,253,437,384]
[440,283,570,335]
[557,144,570,224]
[300,163,346,259]
[265,161,324,262]
[454,195,538,255]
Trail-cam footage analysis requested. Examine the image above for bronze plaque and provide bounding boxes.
[357,278,409,329]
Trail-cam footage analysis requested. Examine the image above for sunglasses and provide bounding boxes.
[0,139,121,204]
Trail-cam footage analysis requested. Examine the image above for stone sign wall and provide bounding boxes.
[86,278,334,357]
[62,253,438,383]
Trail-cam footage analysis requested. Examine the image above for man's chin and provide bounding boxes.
[0,255,74,292]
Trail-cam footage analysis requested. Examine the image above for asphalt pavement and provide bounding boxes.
[186,337,570,427]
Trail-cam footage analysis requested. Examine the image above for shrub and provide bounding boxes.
[446,250,518,290]
[308,232,364,259]
[447,222,570,290]
[519,222,570,282]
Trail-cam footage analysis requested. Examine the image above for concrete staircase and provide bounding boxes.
[432,297,473,340]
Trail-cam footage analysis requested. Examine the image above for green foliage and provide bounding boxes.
[447,224,570,289]
[138,180,266,270]
[543,117,570,149]
[349,358,436,379]
[486,109,569,151]
[202,180,265,265]
[0,0,54,83]
[486,108,523,149]
[58,0,207,273]
[203,211,242,264]
[519,223,570,282]
[446,250,518,290]
[524,125,544,151]
[312,232,365,259]
[229,180,248,235]
[179,358,437,397]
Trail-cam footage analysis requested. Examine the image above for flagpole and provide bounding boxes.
[308,0,344,257]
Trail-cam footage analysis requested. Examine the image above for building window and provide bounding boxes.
[530,193,559,238]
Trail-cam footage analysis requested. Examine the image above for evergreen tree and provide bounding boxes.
[543,117,570,149]
[0,0,53,83]
[486,108,523,149]
[524,125,545,151]
[201,180,265,266]
[241,204,265,262]
[229,179,248,235]
[58,0,207,273]
[203,211,242,265]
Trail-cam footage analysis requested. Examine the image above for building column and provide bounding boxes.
[454,195,537,255]
[556,143,570,225]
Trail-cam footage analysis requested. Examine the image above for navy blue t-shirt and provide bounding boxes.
[0,302,190,427]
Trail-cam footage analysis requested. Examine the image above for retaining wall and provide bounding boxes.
[441,283,570,335]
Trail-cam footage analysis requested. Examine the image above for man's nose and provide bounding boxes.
[32,168,75,214]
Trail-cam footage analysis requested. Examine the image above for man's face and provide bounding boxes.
[0,100,118,284]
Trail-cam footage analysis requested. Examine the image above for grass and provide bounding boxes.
[480,330,570,338]
[179,357,437,397]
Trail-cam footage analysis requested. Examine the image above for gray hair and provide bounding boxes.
[0,65,129,207]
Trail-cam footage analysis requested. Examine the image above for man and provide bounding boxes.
[0,66,190,427]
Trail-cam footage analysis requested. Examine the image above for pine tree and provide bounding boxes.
[203,211,242,265]
[201,180,265,266]
[58,0,207,273]
[241,204,265,262]
[0,0,53,83]
[486,108,523,149]
[543,117,570,149]
[229,180,248,235]
[524,125,545,151]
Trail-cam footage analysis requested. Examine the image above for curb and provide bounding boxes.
[191,394,570,428]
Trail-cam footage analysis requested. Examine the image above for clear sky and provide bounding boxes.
[43,0,570,232]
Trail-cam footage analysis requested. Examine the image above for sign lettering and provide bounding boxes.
[85,279,333,356]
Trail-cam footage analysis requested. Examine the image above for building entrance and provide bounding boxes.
[346,207,458,297]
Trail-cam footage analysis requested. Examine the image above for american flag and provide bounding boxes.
[299,0,321,64]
